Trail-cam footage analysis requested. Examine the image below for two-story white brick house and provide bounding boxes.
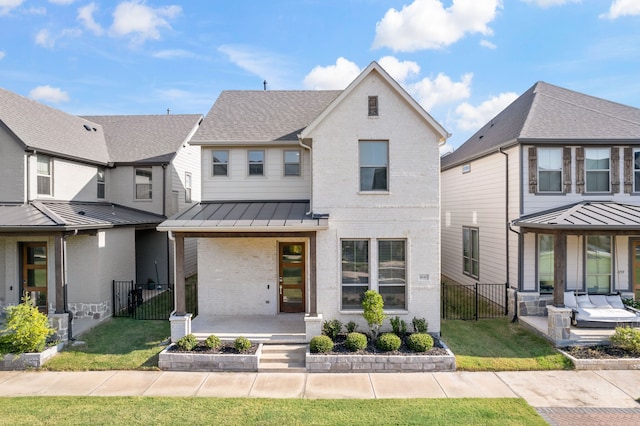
[0,88,201,339]
[441,82,640,327]
[159,62,448,341]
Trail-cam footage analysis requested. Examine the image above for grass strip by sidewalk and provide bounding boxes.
[441,318,573,371]
[0,397,546,426]
[43,318,170,371]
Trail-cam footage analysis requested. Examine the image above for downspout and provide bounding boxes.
[162,164,169,284]
[298,136,313,215]
[500,147,519,322]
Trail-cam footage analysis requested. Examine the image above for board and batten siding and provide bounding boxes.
[200,147,311,201]
[0,127,26,202]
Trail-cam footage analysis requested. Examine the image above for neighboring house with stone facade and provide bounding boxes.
[441,81,640,324]
[0,87,202,340]
[159,61,448,342]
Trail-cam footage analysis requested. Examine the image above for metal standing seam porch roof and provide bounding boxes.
[158,200,328,232]
[512,202,640,231]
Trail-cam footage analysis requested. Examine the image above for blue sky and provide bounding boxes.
[1,0,639,152]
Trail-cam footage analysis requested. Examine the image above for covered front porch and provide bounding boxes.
[190,314,306,343]
[519,315,630,346]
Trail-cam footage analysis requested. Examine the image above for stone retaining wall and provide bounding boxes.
[0,343,64,370]
[158,344,262,372]
[559,350,640,370]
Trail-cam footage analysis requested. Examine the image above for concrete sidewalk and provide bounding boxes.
[0,369,638,407]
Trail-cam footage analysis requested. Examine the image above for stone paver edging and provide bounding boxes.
[158,343,262,372]
[558,349,640,370]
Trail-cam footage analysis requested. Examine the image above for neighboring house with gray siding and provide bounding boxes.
[441,81,640,322]
[0,87,201,339]
[159,62,448,342]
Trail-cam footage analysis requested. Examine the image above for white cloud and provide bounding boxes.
[219,45,293,89]
[480,39,497,49]
[0,51,5,60]
[373,0,503,52]
[109,1,181,45]
[410,72,473,110]
[454,92,517,131]
[29,85,70,103]
[0,0,24,15]
[600,0,640,19]
[521,0,580,7]
[35,29,55,48]
[378,56,420,83]
[78,2,104,36]
[303,57,362,90]
[153,49,197,59]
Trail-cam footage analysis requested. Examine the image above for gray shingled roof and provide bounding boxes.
[0,88,110,164]
[442,82,640,170]
[82,114,202,164]
[512,202,640,230]
[0,201,164,232]
[192,90,342,143]
[158,200,328,231]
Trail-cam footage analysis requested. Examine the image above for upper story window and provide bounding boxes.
[633,149,640,192]
[585,148,610,192]
[135,168,152,200]
[537,148,562,192]
[212,150,228,176]
[248,150,264,176]
[185,172,192,203]
[368,96,378,117]
[462,227,479,279]
[284,150,301,177]
[359,141,388,191]
[97,167,105,199]
[36,155,52,196]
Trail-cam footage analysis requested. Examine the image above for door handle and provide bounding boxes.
[279,284,283,295]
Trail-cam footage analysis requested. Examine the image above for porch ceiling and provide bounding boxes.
[513,201,640,231]
[158,200,328,232]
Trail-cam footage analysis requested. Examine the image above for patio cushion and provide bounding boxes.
[606,294,625,309]
[564,291,578,309]
[576,294,595,308]
[589,295,611,309]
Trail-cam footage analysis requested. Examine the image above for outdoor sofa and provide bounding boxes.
[564,291,640,328]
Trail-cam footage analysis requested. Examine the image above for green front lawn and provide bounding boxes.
[441,318,572,371]
[0,397,546,425]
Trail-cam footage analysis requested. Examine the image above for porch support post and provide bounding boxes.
[174,233,186,315]
[309,232,317,315]
[54,233,65,314]
[553,231,566,307]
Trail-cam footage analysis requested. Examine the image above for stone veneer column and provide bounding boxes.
[49,313,69,342]
[546,305,571,345]
[304,313,323,342]
[170,313,192,342]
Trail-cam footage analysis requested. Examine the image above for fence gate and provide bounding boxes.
[113,280,174,320]
[442,282,508,320]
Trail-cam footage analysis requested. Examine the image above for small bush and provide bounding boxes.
[204,334,221,350]
[322,319,343,340]
[175,334,198,351]
[622,298,640,310]
[0,292,55,354]
[610,327,640,352]
[390,316,408,336]
[234,336,252,353]
[346,321,359,333]
[362,290,386,340]
[407,333,434,352]
[412,317,428,333]
[310,335,334,353]
[376,333,401,352]
[345,332,368,352]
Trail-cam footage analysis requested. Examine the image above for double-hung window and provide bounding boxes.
[97,167,105,199]
[212,150,229,176]
[585,148,610,192]
[185,172,192,203]
[341,240,369,310]
[378,240,406,309]
[538,234,554,293]
[248,150,264,176]
[359,141,388,191]
[537,148,562,192]
[462,227,479,278]
[36,155,52,196]
[135,168,152,200]
[284,150,300,176]
[586,235,612,294]
[633,149,640,192]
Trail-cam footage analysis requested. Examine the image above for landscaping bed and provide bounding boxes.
[159,342,262,372]
[558,345,640,370]
[0,342,64,371]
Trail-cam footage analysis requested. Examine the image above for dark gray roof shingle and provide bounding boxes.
[192,90,342,143]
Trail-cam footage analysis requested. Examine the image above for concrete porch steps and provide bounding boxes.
[259,344,307,372]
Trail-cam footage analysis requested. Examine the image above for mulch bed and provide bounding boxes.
[560,345,640,359]
[323,334,449,356]
[167,342,258,355]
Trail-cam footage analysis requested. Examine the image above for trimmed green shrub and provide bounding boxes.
[346,321,358,333]
[0,292,55,354]
[234,336,252,352]
[412,317,428,333]
[407,333,434,352]
[362,290,386,340]
[322,319,343,340]
[390,316,408,336]
[176,334,198,351]
[310,335,334,353]
[376,332,401,352]
[623,298,640,310]
[204,334,221,350]
[610,327,640,352]
[345,332,368,352]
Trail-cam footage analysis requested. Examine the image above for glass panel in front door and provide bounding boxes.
[23,243,48,312]
[279,243,305,313]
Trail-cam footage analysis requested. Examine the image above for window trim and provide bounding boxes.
[185,172,192,203]
[36,155,52,196]
[283,149,301,177]
[537,147,563,193]
[462,227,479,279]
[134,167,153,200]
[248,149,265,177]
[212,150,229,177]
[584,147,611,193]
[359,140,389,192]
[97,167,105,199]
[341,239,370,311]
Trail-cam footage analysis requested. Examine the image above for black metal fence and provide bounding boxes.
[113,281,175,320]
[442,281,508,320]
